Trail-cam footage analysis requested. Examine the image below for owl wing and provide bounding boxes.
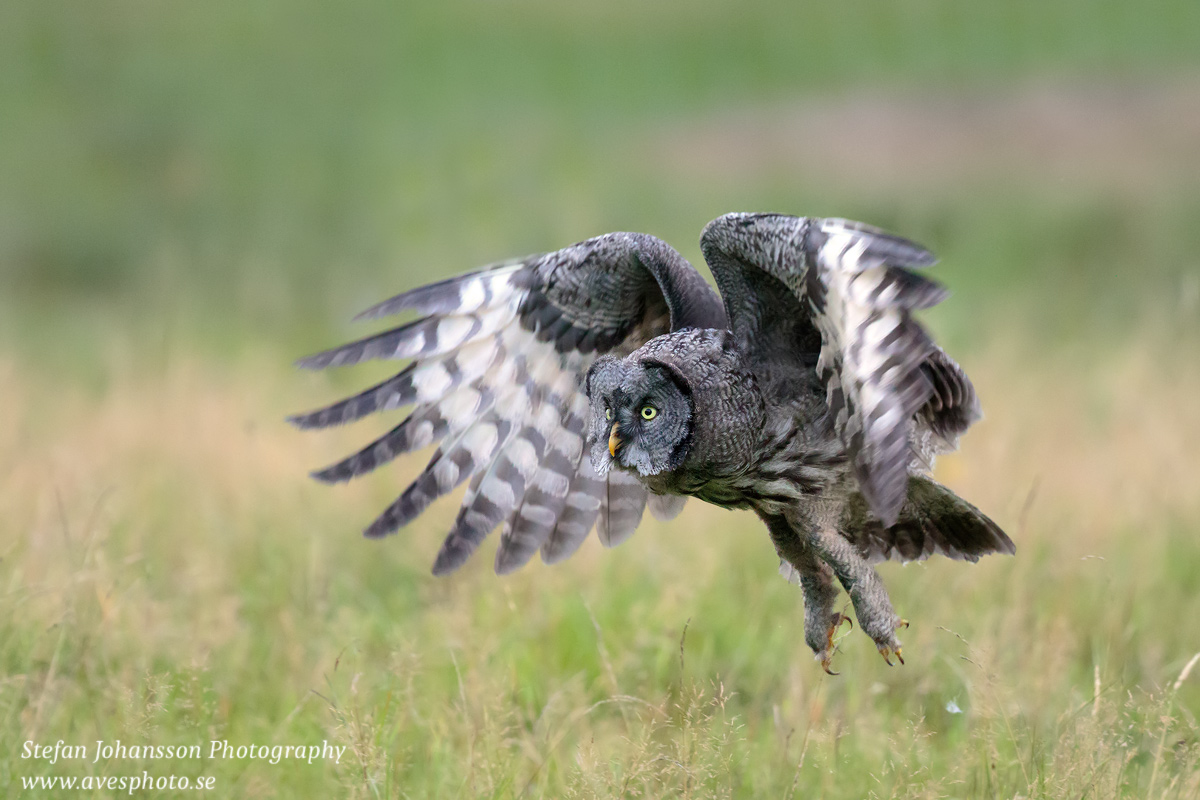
[700,213,979,527]
[292,232,726,575]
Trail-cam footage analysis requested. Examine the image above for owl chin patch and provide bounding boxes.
[624,449,664,477]
[588,438,666,479]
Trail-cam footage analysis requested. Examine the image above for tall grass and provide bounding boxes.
[2,332,1197,797]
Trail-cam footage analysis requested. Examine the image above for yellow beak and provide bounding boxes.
[608,423,622,457]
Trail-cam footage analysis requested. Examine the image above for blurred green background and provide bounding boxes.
[3,1,1200,797]
[4,0,1200,365]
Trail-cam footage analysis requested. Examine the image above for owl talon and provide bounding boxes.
[815,614,853,675]
[828,613,852,643]
[879,645,904,667]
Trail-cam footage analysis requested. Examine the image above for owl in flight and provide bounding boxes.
[293,213,1014,672]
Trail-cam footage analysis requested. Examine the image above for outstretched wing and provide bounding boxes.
[700,213,979,527]
[292,233,725,575]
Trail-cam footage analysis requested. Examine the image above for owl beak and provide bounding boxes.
[608,423,622,457]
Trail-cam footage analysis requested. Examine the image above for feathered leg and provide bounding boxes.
[808,526,906,665]
[762,515,852,673]
[799,558,852,673]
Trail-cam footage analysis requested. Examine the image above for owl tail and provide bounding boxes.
[851,476,1016,564]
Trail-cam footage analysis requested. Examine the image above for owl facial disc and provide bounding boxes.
[586,356,692,477]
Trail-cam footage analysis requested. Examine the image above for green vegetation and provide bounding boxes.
[2,1,1199,796]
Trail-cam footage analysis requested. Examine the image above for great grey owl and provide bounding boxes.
[292,213,1014,672]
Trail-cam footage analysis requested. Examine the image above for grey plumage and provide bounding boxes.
[294,214,1013,671]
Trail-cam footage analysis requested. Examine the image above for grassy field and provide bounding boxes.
[4,335,1200,797]
[3,1,1200,797]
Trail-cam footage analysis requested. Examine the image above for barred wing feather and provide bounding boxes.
[700,213,979,528]
[292,233,725,574]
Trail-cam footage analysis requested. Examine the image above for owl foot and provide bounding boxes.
[878,644,905,667]
[816,614,853,675]
[874,619,908,666]
[877,621,907,666]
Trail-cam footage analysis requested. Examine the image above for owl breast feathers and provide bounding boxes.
[294,213,1013,670]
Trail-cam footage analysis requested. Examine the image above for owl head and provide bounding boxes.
[585,355,692,477]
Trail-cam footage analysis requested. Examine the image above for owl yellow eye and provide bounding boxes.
[640,405,657,420]
[605,408,613,421]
